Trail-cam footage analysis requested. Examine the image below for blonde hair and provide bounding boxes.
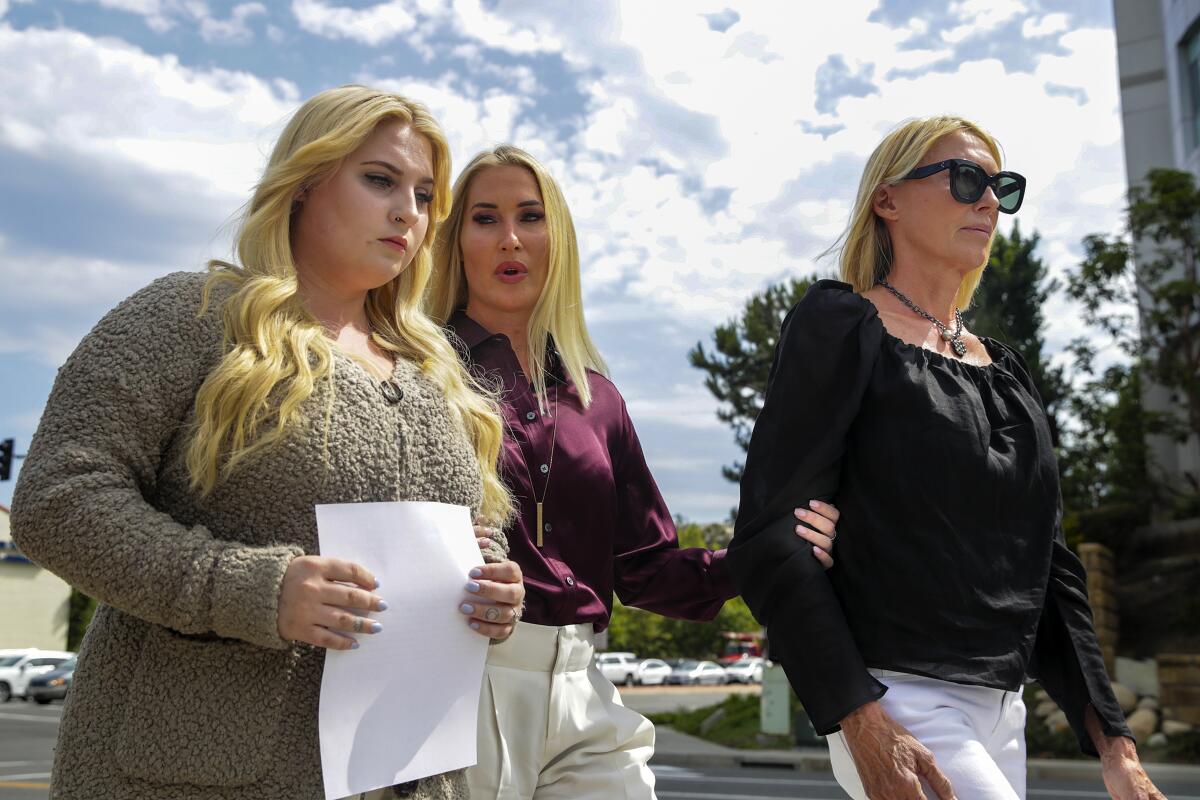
[187,85,512,524]
[835,116,1003,310]
[427,145,608,410]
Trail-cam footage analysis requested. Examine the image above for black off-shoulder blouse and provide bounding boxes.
[728,280,1131,755]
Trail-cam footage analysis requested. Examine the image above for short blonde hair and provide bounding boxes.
[190,85,512,523]
[836,116,1003,310]
[428,145,608,409]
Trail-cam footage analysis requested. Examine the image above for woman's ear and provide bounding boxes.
[872,183,900,221]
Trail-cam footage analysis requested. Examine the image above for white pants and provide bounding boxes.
[466,622,657,800]
[828,669,1027,800]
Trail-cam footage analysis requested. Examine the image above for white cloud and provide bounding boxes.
[291,0,417,46]
[1023,12,1069,38]
[199,2,267,44]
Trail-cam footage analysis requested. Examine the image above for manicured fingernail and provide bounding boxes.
[813,547,822,556]
[795,525,805,534]
[377,600,389,611]
[795,508,808,518]
[460,603,475,614]
[350,641,360,650]
[469,621,480,630]
[809,500,822,509]
[469,567,483,578]
[466,581,481,593]
[374,578,381,589]
[369,622,383,634]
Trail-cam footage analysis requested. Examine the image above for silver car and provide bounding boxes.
[723,657,768,684]
[666,660,727,685]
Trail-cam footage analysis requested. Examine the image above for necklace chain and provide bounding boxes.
[505,385,558,547]
[877,279,968,358]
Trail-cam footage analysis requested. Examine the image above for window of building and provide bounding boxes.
[1185,25,1200,150]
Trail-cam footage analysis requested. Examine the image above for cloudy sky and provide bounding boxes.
[0,0,1126,520]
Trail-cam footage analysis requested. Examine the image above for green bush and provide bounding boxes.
[67,590,97,651]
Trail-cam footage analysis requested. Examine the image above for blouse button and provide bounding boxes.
[539,464,549,474]
[526,411,537,421]
[544,523,552,532]
[565,576,575,586]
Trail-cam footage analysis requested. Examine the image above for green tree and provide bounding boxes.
[1068,168,1200,493]
[688,276,821,483]
[67,590,97,651]
[970,222,1070,445]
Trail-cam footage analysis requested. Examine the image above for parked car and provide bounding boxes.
[595,652,640,686]
[26,656,77,705]
[634,658,672,686]
[666,660,728,686]
[0,650,74,702]
[723,657,768,684]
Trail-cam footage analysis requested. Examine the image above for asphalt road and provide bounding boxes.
[5,696,1200,799]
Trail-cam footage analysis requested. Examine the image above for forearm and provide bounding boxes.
[1085,704,1137,761]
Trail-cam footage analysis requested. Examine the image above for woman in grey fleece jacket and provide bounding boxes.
[10,86,522,800]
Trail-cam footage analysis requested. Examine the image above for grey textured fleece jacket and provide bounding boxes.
[11,271,506,800]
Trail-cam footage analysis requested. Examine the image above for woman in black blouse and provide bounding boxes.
[728,117,1164,800]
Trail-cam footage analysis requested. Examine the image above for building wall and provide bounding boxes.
[1113,0,1200,491]
[0,504,71,650]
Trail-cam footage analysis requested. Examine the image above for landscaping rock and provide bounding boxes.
[1045,710,1070,734]
[1035,700,1059,718]
[1136,696,1159,711]
[1125,708,1158,741]
[1112,682,1138,713]
[1163,719,1194,735]
[1148,732,1168,748]
[1115,657,1160,698]
[1033,688,1049,704]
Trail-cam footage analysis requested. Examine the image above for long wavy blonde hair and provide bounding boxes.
[187,85,511,524]
[835,116,1003,310]
[427,145,607,409]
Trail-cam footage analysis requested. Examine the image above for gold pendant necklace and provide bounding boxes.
[507,386,559,548]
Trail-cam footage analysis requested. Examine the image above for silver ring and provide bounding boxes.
[484,606,501,623]
[352,617,364,633]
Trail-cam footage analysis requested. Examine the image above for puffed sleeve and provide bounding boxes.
[995,344,1132,754]
[728,280,885,734]
[11,272,303,650]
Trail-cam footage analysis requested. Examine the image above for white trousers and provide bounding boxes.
[828,669,1027,800]
[466,622,657,800]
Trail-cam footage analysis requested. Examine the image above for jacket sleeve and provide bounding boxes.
[11,272,302,650]
[610,395,737,621]
[727,281,885,734]
[995,343,1132,754]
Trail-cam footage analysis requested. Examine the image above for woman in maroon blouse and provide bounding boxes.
[427,145,840,799]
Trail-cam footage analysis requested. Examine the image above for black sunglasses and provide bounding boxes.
[901,158,1026,214]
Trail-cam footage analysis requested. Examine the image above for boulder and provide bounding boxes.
[1163,719,1194,736]
[1045,710,1071,734]
[1033,688,1049,704]
[1111,682,1138,713]
[1148,732,1168,748]
[1115,657,1160,698]
[1035,700,1059,718]
[1125,708,1158,741]
[1136,696,1159,711]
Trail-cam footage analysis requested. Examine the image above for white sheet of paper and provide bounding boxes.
[315,501,487,800]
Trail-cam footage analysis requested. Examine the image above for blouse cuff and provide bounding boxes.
[707,549,739,601]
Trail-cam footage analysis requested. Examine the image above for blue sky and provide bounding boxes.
[0,0,1128,520]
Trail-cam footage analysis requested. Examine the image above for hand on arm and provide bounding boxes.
[794,499,839,570]
[460,560,524,640]
[1086,706,1166,800]
[841,701,957,800]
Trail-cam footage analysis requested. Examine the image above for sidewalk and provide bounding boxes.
[650,726,1200,783]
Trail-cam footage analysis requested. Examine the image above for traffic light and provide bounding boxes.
[0,438,13,481]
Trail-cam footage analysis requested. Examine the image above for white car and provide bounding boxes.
[723,657,768,684]
[666,660,728,685]
[634,658,672,686]
[595,652,639,686]
[0,650,75,702]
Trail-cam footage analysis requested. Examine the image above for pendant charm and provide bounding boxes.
[536,502,544,547]
[941,330,953,342]
[951,337,967,357]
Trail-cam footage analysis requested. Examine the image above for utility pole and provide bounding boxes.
[0,438,24,481]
